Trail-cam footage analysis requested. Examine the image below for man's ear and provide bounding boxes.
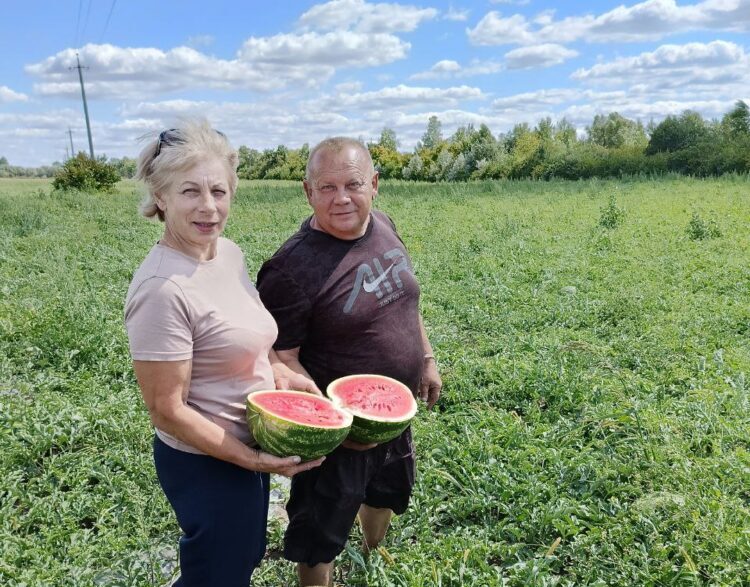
[303,180,313,203]
[371,171,379,199]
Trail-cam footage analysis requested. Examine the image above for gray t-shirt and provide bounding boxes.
[257,211,424,394]
[125,237,277,454]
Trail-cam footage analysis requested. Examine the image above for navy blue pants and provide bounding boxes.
[153,436,270,587]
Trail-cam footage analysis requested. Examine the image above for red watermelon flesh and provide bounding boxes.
[327,375,417,445]
[247,390,352,461]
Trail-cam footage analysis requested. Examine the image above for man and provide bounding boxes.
[257,137,441,586]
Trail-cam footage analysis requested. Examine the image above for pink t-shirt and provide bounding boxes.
[124,237,277,454]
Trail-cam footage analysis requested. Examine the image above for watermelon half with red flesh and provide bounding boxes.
[326,374,418,445]
[247,390,352,461]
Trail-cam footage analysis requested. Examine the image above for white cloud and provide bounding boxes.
[505,44,579,69]
[26,44,304,98]
[317,84,486,111]
[492,88,582,110]
[410,59,503,80]
[238,31,409,68]
[26,33,410,100]
[297,0,438,33]
[186,34,214,48]
[573,40,747,81]
[443,7,470,22]
[0,85,28,102]
[571,41,750,99]
[488,83,743,131]
[335,81,365,93]
[467,12,538,45]
[468,0,750,46]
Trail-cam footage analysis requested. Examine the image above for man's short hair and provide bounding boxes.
[306,137,374,180]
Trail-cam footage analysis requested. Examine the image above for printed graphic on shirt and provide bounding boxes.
[343,247,411,314]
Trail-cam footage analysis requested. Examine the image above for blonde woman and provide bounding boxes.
[124,120,323,586]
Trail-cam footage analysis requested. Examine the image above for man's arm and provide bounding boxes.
[418,316,442,409]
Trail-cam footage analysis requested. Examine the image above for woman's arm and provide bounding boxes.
[133,359,324,474]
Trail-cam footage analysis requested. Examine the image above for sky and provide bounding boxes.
[1,0,749,167]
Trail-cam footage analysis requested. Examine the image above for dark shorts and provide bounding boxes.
[283,427,415,567]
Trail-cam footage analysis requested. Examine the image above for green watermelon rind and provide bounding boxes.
[326,375,418,445]
[247,391,352,461]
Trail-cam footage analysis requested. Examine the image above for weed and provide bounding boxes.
[598,194,625,228]
[686,211,722,240]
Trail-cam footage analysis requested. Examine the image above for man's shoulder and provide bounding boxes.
[263,223,317,272]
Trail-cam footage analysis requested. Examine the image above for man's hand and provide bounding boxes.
[419,358,442,409]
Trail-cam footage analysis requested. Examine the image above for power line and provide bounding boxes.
[99,0,118,43]
[74,0,84,46]
[69,54,95,159]
[80,0,93,45]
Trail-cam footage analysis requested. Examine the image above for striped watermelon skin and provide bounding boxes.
[247,391,352,461]
[327,375,418,445]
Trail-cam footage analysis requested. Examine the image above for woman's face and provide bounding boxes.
[157,157,232,258]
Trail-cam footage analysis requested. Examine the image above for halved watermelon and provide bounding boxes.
[247,390,352,461]
[326,374,417,445]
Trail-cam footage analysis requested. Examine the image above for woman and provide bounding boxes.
[124,120,323,586]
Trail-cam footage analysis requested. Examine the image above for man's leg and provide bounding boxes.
[297,562,334,587]
[358,504,393,550]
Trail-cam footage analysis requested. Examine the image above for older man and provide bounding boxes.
[257,137,441,586]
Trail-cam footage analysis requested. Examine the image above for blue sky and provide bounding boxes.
[1,0,749,166]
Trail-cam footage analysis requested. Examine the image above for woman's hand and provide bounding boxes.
[270,354,321,395]
[252,450,325,477]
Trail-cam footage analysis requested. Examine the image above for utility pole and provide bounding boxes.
[67,128,75,158]
[70,53,94,159]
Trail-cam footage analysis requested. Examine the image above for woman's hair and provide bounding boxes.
[135,119,239,221]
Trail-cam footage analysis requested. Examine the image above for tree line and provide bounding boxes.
[3,101,748,182]
[237,101,750,182]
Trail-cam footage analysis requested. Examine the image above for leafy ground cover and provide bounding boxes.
[0,176,748,586]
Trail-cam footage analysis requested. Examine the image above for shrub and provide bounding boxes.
[52,154,120,192]
[599,195,625,228]
[686,212,722,240]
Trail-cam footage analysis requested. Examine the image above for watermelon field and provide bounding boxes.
[1,175,749,586]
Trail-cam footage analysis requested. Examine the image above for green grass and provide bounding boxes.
[1,176,749,586]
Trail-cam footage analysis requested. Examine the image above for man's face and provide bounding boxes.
[304,146,378,240]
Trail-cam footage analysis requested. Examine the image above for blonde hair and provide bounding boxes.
[135,119,239,221]
[306,136,374,181]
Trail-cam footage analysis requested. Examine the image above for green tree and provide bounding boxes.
[588,112,647,149]
[721,100,750,137]
[237,146,260,179]
[420,116,443,149]
[369,129,404,179]
[377,128,399,151]
[402,153,424,180]
[554,118,578,147]
[646,111,709,154]
[109,156,137,179]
